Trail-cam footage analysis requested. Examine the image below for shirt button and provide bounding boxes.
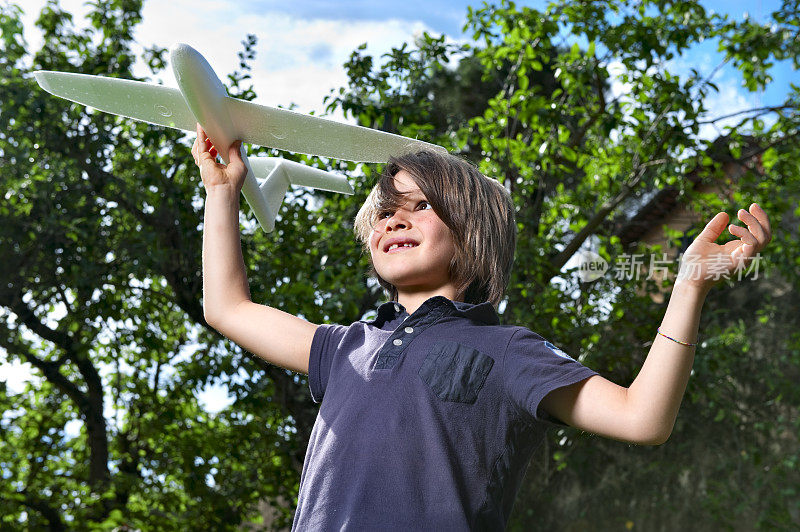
[404,327,414,334]
[393,339,403,346]
[394,304,401,313]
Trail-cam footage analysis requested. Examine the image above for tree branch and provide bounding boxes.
[0,295,110,489]
[18,491,66,532]
[2,296,76,355]
[697,104,796,126]
[547,157,668,279]
[0,325,86,409]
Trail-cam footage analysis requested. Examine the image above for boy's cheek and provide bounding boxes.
[368,230,382,253]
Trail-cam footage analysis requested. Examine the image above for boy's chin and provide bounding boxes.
[382,276,453,294]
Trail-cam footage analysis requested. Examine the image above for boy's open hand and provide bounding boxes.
[677,203,772,293]
[191,123,247,192]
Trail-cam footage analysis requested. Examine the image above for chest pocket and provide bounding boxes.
[418,341,494,404]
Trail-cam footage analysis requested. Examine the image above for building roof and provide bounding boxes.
[614,136,760,247]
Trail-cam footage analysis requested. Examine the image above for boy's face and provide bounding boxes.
[368,171,458,298]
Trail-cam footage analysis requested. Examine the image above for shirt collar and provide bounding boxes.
[363,295,500,327]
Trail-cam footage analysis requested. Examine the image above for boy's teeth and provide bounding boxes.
[388,243,416,251]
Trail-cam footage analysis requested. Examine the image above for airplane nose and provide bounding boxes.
[169,43,197,75]
[169,43,193,58]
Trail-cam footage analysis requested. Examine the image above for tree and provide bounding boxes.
[0,1,340,528]
[1,0,799,529]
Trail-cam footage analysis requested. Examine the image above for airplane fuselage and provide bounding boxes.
[169,44,275,229]
[170,44,238,161]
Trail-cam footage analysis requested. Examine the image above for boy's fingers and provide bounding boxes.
[729,223,758,246]
[197,150,217,166]
[228,141,243,161]
[226,142,246,174]
[748,203,772,243]
[191,139,206,167]
[737,208,768,249]
[195,123,205,150]
[734,242,756,265]
[696,212,729,243]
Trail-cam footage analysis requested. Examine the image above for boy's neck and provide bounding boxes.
[397,287,461,315]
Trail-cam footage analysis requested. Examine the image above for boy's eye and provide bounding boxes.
[376,201,430,221]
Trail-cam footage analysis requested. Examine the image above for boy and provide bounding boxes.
[192,125,771,530]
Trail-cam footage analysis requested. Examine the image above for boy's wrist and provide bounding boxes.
[204,182,242,196]
[672,278,712,300]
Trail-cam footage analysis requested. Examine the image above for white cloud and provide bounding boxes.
[605,53,763,144]
[663,52,763,139]
[1,358,37,393]
[21,0,436,117]
[197,382,235,413]
[134,3,432,115]
[698,82,754,139]
[606,60,632,102]
[19,0,92,48]
[664,50,717,79]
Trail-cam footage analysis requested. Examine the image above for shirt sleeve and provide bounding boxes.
[503,327,598,426]
[308,323,348,403]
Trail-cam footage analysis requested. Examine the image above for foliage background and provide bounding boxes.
[1,0,798,529]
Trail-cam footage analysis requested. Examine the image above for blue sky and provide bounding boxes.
[249,0,784,38]
[248,0,472,35]
[20,0,796,116]
[9,0,797,411]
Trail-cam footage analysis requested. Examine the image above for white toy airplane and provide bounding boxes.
[33,43,447,232]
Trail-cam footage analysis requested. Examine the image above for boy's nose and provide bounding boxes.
[386,220,407,231]
[384,211,410,231]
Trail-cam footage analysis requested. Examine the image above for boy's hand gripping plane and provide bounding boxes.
[33,43,447,232]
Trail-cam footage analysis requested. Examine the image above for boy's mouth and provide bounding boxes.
[383,237,420,253]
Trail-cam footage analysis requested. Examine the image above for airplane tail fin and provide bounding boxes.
[257,161,291,224]
[247,157,354,232]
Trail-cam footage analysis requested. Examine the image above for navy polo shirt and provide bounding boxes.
[292,296,597,531]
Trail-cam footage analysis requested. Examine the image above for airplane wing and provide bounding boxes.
[33,70,448,163]
[225,97,447,163]
[33,71,197,131]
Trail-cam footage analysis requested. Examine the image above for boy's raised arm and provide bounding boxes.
[194,125,318,374]
[541,204,772,445]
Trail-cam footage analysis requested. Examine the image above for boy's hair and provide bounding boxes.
[354,150,516,307]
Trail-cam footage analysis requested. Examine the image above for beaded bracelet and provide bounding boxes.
[657,327,697,347]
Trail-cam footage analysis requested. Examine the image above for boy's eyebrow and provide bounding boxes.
[399,189,426,200]
[375,186,428,212]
